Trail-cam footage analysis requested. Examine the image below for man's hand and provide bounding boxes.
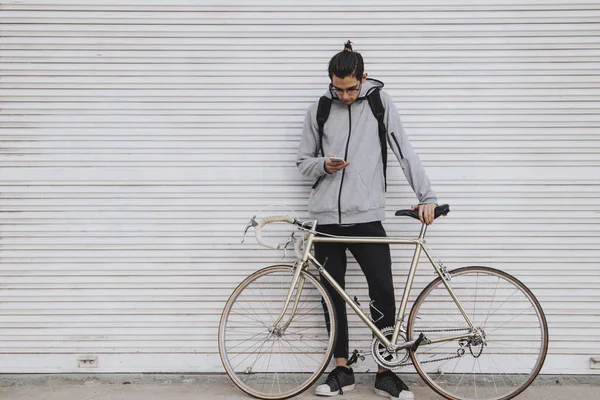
[325,155,350,174]
[411,203,436,225]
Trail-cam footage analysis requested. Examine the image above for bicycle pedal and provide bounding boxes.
[411,333,425,351]
[347,349,365,366]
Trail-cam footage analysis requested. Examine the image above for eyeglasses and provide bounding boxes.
[330,83,361,97]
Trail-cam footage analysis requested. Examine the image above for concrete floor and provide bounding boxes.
[0,374,598,400]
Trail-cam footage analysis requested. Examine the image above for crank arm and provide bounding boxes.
[390,333,426,351]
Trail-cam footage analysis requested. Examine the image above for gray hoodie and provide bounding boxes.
[296,79,437,225]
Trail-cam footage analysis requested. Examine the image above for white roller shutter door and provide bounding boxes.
[0,0,599,374]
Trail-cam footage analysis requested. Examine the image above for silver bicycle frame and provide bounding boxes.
[272,223,479,351]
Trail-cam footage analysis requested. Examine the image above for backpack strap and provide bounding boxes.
[316,96,332,156]
[367,88,388,191]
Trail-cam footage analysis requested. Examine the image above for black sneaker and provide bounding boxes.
[315,366,355,396]
[374,370,414,400]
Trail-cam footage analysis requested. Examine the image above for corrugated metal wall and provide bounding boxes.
[0,0,599,374]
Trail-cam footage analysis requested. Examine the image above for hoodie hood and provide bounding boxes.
[324,78,385,101]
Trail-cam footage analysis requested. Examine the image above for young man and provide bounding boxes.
[296,42,438,399]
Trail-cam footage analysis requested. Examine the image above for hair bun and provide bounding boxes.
[343,40,353,52]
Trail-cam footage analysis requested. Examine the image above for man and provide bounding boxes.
[296,41,437,399]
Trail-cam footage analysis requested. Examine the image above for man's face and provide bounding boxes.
[331,74,366,105]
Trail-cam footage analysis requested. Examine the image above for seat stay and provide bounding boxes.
[420,244,479,334]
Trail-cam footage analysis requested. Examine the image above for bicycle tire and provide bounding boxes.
[408,266,548,400]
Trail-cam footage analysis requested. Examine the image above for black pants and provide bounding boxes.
[315,221,396,359]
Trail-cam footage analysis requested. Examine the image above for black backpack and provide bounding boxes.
[316,88,389,191]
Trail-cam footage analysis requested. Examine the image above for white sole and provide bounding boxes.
[315,384,355,396]
[374,388,415,400]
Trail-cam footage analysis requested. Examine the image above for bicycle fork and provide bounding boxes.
[270,232,318,334]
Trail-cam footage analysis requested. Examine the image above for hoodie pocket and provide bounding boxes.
[368,166,386,209]
[312,175,324,190]
[309,175,339,213]
[340,172,371,213]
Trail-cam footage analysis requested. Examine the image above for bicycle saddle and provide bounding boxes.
[395,204,450,221]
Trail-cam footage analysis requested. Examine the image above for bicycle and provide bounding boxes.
[218,204,548,400]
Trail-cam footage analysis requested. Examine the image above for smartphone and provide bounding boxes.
[328,156,345,163]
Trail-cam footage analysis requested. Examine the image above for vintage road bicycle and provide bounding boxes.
[218,205,548,400]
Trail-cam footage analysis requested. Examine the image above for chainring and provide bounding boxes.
[371,327,411,369]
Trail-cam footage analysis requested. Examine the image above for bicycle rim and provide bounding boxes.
[408,266,548,400]
[218,265,336,400]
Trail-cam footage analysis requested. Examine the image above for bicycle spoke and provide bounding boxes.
[485,308,538,336]
[231,334,272,371]
[283,333,330,346]
[280,340,315,372]
[490,352,511,394]
[279,337,324,365]
[454,371,465,396]
[256,281,278,322]
[489,352,521,386]
[482,287,520,326]
[484,277,501,331]
[281,335,330,353]
[226,330,270,353]
[477,357,489,399]
[433,354,463,380]
[284,308,326,324]
[490,361,500,397]
[230,308,270,327]
[473,272,479,326]
[261,340,277,392]
[232,297,273,326]
[228,333,271,362]
[278,338,300,388]
[471,357,477,398]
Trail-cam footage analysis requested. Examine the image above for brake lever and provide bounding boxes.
[241,216,259,244]
[281,232,296,259]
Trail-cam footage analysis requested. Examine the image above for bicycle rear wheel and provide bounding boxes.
[408,266,548,400]
[218,265,336,400]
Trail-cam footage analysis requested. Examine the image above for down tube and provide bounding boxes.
[307,253,391,347]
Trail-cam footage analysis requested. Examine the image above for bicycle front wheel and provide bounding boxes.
[218,265,336,400]
[408,266,548,400]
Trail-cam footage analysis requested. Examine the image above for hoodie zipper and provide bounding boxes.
[337,105,352,224]
[390,132,404,159]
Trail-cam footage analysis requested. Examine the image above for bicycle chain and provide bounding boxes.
[394,328,472,368]
[395,353,463,368]
[418,328,471,333]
